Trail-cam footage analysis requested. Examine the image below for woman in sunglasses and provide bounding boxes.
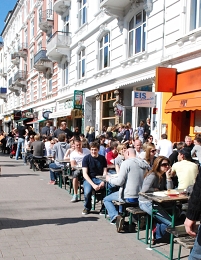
[139,156,173,243]
[144,144,157,168]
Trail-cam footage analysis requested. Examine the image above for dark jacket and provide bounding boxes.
[41,126,50,136]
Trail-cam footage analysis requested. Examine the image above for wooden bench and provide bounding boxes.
[49,168,63,188]
[166,224,199,260]
[126,206,149,242]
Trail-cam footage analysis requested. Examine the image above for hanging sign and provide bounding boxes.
[133,91,155,107]
[73,90,83,110]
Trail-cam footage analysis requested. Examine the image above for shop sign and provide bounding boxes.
[133,91,155,107]
[42,111,52,120]
[180,100,187,107]
[25,112,34,118]
[4,116,11,123]
[73,90,83,110]
[14,110,21,120]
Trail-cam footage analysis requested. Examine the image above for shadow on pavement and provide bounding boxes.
[1,173,40,177]
[0,216,99,229]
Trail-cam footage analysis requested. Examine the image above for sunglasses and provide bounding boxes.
[160,163,170,167]
[150,149,156,153]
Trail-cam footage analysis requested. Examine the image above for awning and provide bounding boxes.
[38,119,46,123]
[50,109,72,118]
[16,118,28,123]
[26,120,38,124]
[165,91,201,113]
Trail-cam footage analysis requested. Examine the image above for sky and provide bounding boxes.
[0,0,17,40]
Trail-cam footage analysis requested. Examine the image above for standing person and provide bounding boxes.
[86,126,95,144]
[49,133,69,184]
[184,135,194,152]
[184,167,201,260]
[104,148,149,232]
[15,123,27,161]
[41,122,50,136]
[143,118,151,141]
[156,134,173,157]
[137,120,145,143]
[69,138,90,202]
[53,121,73,141]
[82,142,108,215]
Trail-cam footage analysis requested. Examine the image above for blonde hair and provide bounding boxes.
[107,126,112,132]
[89,126,95,134]
[117,144,127,153]
[85,126,90,133]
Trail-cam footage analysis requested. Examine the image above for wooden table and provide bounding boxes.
[139,191,189,260]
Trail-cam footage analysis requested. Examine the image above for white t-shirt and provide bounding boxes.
[157,139,173,157]
[135,149,146,160]
[70,148,90,166]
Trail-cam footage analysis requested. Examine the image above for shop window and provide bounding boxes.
[189,0,201,31]
[78,0,87,27]
[78,48,86,79]
[101,91,117,128]
[99,33,110,70]
[128,10,146,57]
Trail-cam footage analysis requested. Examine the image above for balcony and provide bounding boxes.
[0,87,7,101]
[0,68,7,78]
[13,70,27,87]
[11,53,20,66]
[47,31,71,63]
[39,9,54,35]
[34,48,53,73]
[17,43,28,59]
[53,0,71,16]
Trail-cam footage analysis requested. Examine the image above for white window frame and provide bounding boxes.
[128,9,146,57]
[188,0,201,32]
[63,61,69,85]
[30,19,34,39]
[47,78,52,93]
[38,41,42,51]
[79,0,87,27]
[30,82,34,102]
[30,51,34,70]
[38,77,42,99]
[78,48,86,79]
[63,15,70,33]
[99,33,110,70]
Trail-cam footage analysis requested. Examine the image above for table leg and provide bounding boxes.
[169,203,176,260]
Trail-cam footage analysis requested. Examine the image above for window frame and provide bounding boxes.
[78,48,86,79]
[38,77,42,99]
[47,78,52,93]
[30,18,34,39]
[63,61,69,86]
[128,9,146,57]
[79,0,87,27]
[99,33,110,70]
[188,0,201,32]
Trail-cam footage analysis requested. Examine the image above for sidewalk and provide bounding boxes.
[0,155,190,260]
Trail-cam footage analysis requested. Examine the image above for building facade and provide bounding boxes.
[0,0,200,141]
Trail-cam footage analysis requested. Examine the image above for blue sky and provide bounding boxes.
[0,0,17,39]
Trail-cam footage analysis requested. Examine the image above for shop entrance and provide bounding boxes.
[171,111,190,142]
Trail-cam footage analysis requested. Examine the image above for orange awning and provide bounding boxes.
[165,91,201,113]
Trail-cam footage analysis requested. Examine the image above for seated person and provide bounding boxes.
[139,156,173,243]
[104,148,149,232]
[29,135,45,169]
[106,142,118,174]
[82,142,107,215]
[171,148,198,189]
[49,133,69,184]
[191,136,201,166]
[114,144,127,174]
[69,138,90,202]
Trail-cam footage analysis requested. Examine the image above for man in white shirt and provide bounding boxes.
[134,139,145,159]
[157,134,173,157]
[172,147,198,189]
[70,138,90,202]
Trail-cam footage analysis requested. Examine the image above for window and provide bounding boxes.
[48,78,52,93]
[38,42,42,51]
[38,77,42,98]
[30,19,34,38]
[48,0,53,10]
[189,0,201,31]
[30,82,33,102]
[63,61,69,85]
[24,29,28,45]
[78,48,86,79]
[30,51,34,70]
[128,10,146,57]
[99,33,110,70]
[63,15,69,33]
[38,8,42,28]
[79,0,87,27]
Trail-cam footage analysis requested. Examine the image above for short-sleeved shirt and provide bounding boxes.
[70,148,90,166]
[107,151,118,165]
[82,154,107,178]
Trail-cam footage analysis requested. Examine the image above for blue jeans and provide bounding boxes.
[83,178,103,211]
[16,138,25,161]
[189,225,201,260]
[139,201,172,239]
[104,191,138,222]
[49,163,61,181]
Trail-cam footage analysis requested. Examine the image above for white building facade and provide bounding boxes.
[0,0,201,140]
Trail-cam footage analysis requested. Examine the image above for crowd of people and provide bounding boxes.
[1,119,201,257]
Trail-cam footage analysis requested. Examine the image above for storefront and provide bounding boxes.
[156,67,201,142]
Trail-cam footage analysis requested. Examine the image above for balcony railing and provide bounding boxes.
[11,53,19,60]
[0,87,7,94]
[18,43,28,51]
[39,9,53,23]
[34,48,50,64]
[14,70,27,82]
[8,77,12,87]
[47,31,72,45]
